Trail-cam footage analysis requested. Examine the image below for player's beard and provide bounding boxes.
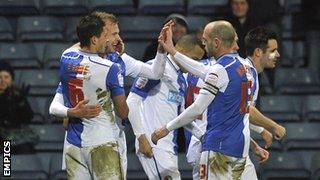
[105,42,117,54]
[267,52,278,68]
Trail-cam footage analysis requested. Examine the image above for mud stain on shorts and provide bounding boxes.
[209,152,230,176]
[91,143,123,180]
[66,146,84,180]
[231,158,246,180]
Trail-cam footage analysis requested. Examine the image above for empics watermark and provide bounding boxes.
[3,140,11,177]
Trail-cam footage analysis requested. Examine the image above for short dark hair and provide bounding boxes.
[165,14,189,31]
[176,34,203,51]
[77,12,117,48]
[244,27,278,57]
[0,61,14,80]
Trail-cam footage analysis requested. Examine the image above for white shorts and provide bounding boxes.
[65,141,123,180]
[188,139,257,180]
[62,130,128,179]
[137,148,181,180]
[186,136,202,179]
[199,151,246,180]
[241,156,258,180]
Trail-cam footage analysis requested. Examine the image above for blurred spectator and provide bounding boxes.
[0,61,37,154]
[143,14,189,62]
[250,0,282,26]
[302,0,320,30]
[226,0,261,58]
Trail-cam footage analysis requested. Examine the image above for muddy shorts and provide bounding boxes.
[65,141,123,180]
[199,151,246,180]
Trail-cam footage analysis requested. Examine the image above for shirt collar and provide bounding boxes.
[245,57,255,68]
[76,48,101,58]
[168,55,180,72]
[215,52,239,61]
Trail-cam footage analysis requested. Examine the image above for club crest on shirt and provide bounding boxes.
[135,77,148,89]
[236,64,247,77]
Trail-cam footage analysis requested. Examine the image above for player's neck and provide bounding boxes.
[81,46,99,54]
[250,56,263,73]
[214,48,233,60]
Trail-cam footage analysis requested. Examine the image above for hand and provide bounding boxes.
[67,99,102,119]
[62,118,69,130]
[115,38,125,55]
[260,129,273,149]
[138,134,154,158]
[158,21,176,55]
[272,124,286,140]
[151,126,170,145]
[253,145,269,164]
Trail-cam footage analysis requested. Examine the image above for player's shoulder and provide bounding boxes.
[89,55,114,68]
[240,57,255,69]
[217,53,241,68]
[61,47,82,59]
[199,58,211,65]
[207,63,225,73]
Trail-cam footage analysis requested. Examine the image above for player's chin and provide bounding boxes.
[269,61,277,68]
[105,47,116,53]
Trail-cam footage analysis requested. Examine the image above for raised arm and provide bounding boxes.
[151,65,227,144]
[159,23,209,79]
[121,22,174,79]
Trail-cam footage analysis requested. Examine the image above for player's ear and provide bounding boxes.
[254,48,262,57]
[91,36,98,45]
[214,38,220,48]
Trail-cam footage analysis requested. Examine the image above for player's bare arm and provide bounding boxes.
[260,129,273,149]
[249,105,286,140]
[250,138,269,164]
[112,95,129,120]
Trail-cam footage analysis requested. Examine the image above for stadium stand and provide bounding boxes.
[88,0,135,14]
[17,16,64,42]
[138,0,185,15]
[303,95,320,122]
[188,0,228,15]
[0,43,41,68]
[41,0,88,16]
[259,95,301,122]
[0,0,40,15]
[261,152,311,180]
[0,17,14,41]
[274,68,320,94]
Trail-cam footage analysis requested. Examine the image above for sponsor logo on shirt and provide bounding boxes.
[168,90,183,105]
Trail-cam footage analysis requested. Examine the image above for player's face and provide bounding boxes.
[231,33,239,53]
[104,21,121,54]
[94,24,109,55]
[172,23,187,44]
[231,0,249,18]
[202,26,216,58]
[0,71,12,92]
[260,39,280,70]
